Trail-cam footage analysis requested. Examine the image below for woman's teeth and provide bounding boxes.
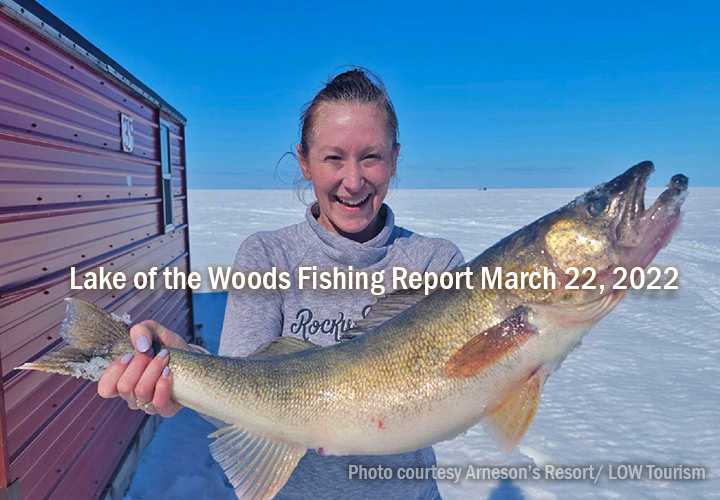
[335,194,370,207]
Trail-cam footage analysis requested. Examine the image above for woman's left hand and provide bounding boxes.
[97,320,187,417]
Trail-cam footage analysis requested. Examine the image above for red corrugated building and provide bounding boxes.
[0,1,194,498]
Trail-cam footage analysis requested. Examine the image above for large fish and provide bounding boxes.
[19,161,687,500]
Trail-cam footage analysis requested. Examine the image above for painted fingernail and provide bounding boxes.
[146,348,154,358]
[158,349,168,359]
[136,336,150,352]
[162,366,170,378]
[120,353,133,364]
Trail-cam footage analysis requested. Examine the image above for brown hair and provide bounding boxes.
[297,68,399,159]
[280,68,400,202]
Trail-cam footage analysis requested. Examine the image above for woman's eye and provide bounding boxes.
[364,154,381,161]
[324,155,342,162]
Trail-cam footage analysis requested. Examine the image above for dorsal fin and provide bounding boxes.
[247,337,320,360]
[341,288,430,339]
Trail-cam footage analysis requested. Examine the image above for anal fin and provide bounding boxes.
[483,367,548,454]
[209,424,306,500]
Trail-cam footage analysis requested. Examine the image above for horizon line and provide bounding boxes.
[186,185,719,191]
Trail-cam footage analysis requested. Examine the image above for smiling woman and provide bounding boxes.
[296,70,400,242]
[215,69,464,500]
[298,102,398,241]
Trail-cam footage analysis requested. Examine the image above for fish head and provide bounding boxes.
[535,160,688,317]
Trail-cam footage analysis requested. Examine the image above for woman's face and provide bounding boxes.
[299,103,399,242]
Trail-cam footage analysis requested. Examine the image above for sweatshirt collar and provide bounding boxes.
[305,202,395,266]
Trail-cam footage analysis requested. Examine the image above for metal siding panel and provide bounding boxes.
[7,287,191,498]
[0,205,168,290]
[3,257,192,381]
[0,228,188,329]
[0,44,157,165]
[0,131,158,173]
[50,402,144,500]
[0,16,155,124]
[0,60,157,145]
[0,53,134,127]
[12,381,104,498]
[0,132,159,208]
[0,363,10,487]
[1,235,189,377]
[0,101,155,156]
[0,73,155,153]
[4,0,185,122]
[0,10,193,500]
[24,289,190,500]
[6,375,83,458]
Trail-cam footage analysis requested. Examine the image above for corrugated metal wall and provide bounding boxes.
[0,9,193,500]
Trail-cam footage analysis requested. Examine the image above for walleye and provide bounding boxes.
[19,162,688,500]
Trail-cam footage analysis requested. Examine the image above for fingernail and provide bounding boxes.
[136,336,150,352]
[162,366,170,378]
[145,348,154,358]
[158,349,168,359]
[120,353,133,364]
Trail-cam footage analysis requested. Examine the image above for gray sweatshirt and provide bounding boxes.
[219,202,464,500]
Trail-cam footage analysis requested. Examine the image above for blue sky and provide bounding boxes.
[40,0,719,189]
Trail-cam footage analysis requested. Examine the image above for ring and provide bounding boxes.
[135,398,154,412]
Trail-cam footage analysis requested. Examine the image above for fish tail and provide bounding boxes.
[17,298,133,381]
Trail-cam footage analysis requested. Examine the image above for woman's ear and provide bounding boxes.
[391,143,401,177]
[297,144,312,181]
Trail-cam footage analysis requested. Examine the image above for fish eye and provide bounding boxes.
[587,196,609,217]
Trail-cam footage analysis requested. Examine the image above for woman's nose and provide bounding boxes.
[342,162,364,191]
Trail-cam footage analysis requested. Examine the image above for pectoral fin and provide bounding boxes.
[209,424,306,500]
[443,307,536,378]
[483,367,548,454]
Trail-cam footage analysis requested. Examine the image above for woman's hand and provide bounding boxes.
[97,320,187,417]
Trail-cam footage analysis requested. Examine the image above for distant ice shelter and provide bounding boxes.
[0,1,194,499]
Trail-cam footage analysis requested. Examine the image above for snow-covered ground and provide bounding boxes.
[125,187,720,500]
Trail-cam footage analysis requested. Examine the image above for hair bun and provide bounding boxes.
[331,69,371,84]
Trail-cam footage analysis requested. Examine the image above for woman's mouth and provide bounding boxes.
[334,193,371,209]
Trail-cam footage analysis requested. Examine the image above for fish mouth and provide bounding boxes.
[538,162,688,326]
[611,161,688,269]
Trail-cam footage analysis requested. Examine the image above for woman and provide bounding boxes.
[98,69,464,499]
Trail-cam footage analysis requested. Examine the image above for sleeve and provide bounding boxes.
[218,233,285,358]
[423,238,465,273]
[439,241,465,272]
